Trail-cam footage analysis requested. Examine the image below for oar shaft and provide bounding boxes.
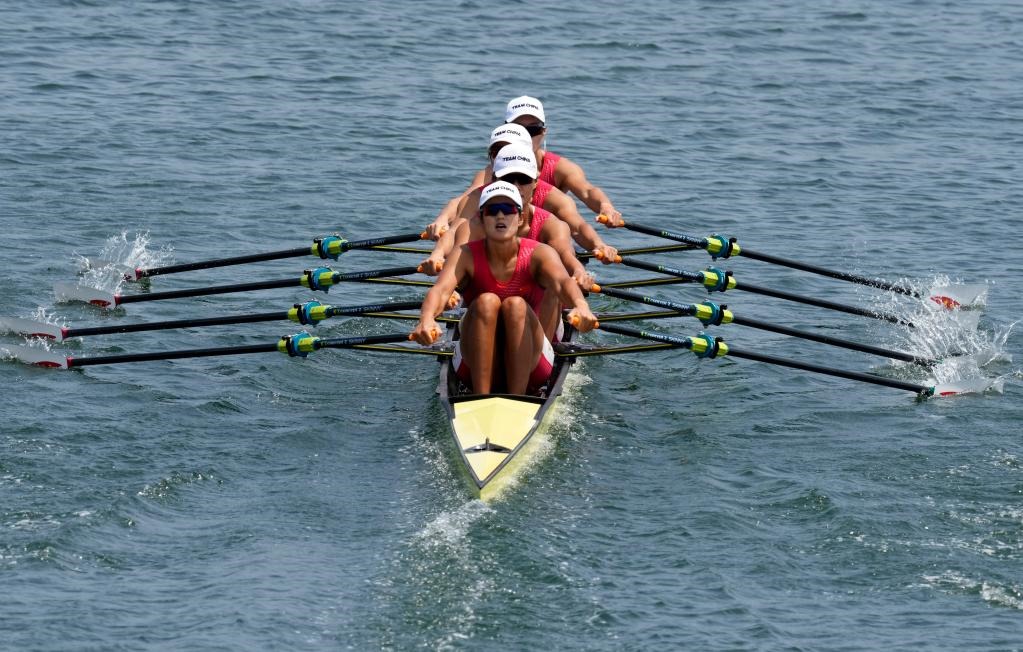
[595,285,927,364]
[596,322,931,395]
[67,311,288,337]
[135,232,426,279]
[612,219,920,298]
[118,266,421,305]
[736,280,913,326]
[63,299,425,339]
[737,247,919,297]
[730,315,926,364]
[723,347,931,393]
[69,343,281,367]
[613,256,913,327]
[138,247,310,278]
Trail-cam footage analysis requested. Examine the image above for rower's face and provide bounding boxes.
[495,172,536,205]
[480,200,521,240]
[512,116,545,146]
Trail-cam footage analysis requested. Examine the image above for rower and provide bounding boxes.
[424,123,533,241]
[412,181,597,396]
[425,118,619,262]
[422,142,590,341]
[505,95,626,228]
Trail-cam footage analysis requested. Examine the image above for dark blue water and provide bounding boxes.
[2,2,1021,649]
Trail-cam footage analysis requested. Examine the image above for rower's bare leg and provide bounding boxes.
[461,292,501,394]
[538,290,562,342]
[500,296,544,395]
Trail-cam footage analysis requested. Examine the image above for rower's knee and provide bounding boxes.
[469,293,502,320]
[499,296,529,321]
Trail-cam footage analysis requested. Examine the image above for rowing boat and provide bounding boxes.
[437,323,576,501]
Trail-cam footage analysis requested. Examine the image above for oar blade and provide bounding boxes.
[0,316,65,342]
[927,283,987,310]
[53,282,118,309]
[1,343,70,369]
[930,376,1004,397]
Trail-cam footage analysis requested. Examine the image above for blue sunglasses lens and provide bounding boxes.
[481,202,519,217]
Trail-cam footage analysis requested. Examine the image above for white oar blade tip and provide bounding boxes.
[931,377,1004,398]
[1,344,70,369]
[927,283,988,310]
[0,316,65,342]
[53,281,117,309]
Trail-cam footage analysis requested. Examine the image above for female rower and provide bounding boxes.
[412,182,597,396]
[421,140,616,279]
[422,143,590,340]
[504,95,626,228]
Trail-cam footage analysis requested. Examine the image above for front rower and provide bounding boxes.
[412,181,597,396]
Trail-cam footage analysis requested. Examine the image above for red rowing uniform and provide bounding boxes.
[461,238,544,312]
[538,151,561,186]
[532,179,554,209]
[455,238,554,391]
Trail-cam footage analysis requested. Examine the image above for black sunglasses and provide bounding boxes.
[521,123,545,137]
[480,202,521,217]
[497,173,535,186]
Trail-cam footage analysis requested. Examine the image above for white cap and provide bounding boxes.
[488,123,531,149]
[492,143,538,179]
[505,95,545,123]
[478,181,523,210]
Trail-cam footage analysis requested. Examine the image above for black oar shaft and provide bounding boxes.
[136,232,425,278]
[614,256,914,327]
[64,300,425,339]
[737,247,919,297]
[723,347,931,393]
[139,247,310,278]
[596,285,927,364]
[66,332,414,368]
[68,312,288,337]
[117,266,421,304]
[614,219,919,298]
[69,343,281,367]
[596,322,931,394]
[736,280,913,326]
[730,315,925,364]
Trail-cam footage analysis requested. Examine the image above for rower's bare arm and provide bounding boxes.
[425,196,462,241]
[561,158,623,227]
[546,188,618,263]
[542,219,593,290]
[531,243,598,333]
[413,247,470,344]
[420,218,468,276]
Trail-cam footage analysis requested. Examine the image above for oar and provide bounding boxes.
[53,265,423,309]
[596,252,915,327]
[119,232,429,281]
[597,216,987,308]
[590,284,938,366]
[590,321,991,398]
[0,299,424,343]
[1,330,442,370]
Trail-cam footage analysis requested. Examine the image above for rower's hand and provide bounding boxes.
[412,319,442,345]
[423,220,449,241]
[566,306,599,333]
[592,243,619,265]
[418,255,445,276]
[572,268,595,292]
[446,290,462,310]
[597,205,624,228]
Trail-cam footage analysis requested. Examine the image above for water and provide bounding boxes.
[2,1,1022,649]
